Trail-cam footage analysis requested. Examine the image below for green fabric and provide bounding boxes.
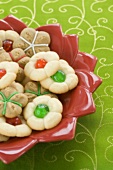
[0,0,113,169]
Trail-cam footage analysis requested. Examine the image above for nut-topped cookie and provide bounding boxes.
[13,28,50,57]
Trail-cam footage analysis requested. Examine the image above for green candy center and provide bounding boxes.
[34,104,49,118]
[51,70,66,82]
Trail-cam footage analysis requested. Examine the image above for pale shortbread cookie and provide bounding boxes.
[24,51,60,81]
[0,61,19,89]
[23,95,63,130]
[0,30,19,42]
[13,28,50,57]
[40,59,79,94]
[0,116,32,137]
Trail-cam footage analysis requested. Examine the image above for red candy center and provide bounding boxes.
[6,117,22,126]
[3,39,13,52]
[35,59,47,69]
[0,69,6,79]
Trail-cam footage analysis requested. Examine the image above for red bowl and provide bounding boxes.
[0,15,102,164]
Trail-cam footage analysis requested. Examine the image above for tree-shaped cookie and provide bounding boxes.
[23,95,63,130]
[13,28,50,57]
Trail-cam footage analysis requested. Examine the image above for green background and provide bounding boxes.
[0,0,113,169]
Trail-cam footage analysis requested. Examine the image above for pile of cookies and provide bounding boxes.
[0,28,78,142]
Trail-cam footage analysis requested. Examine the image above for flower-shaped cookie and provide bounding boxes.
[0,116,32,137]
[25,81,57,102]
[0,30,19,52]
[0,61,19,89]
[24,51,60,81]
[0,86,28,118]
[13,28,50,57]
[40,59,79,94]
[23,95,63,130]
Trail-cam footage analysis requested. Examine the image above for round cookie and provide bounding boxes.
[13,28,50,57]
[0,61,19,89]
[40,59,79,94]
[23,95,63,130]
[24,51,60,81]
[0,116,32,137]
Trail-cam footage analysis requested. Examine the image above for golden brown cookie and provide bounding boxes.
[13,28,50,57]
[0,86,28,118]
[24,81,57,102]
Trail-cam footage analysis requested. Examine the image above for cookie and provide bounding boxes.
[0,61,19,89]
[40,59,79,94]
[0,30,19,52]
[23,95,63,130]
[24,51,59,81]
[24,81,57,102]
[0,48,30,82]
[13,28,50,57]
[0,116,32,137]
[0,86,28,118]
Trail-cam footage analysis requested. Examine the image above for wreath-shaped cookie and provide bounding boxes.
[0,116,32,137]
[23,95,63,130]
[40,59,79,94]
[0,61,19,89]
[24,51,60,81]
[0,86,28,118]
[25,81,57,102]
[13,28,50,57]
[0,30,19,52]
